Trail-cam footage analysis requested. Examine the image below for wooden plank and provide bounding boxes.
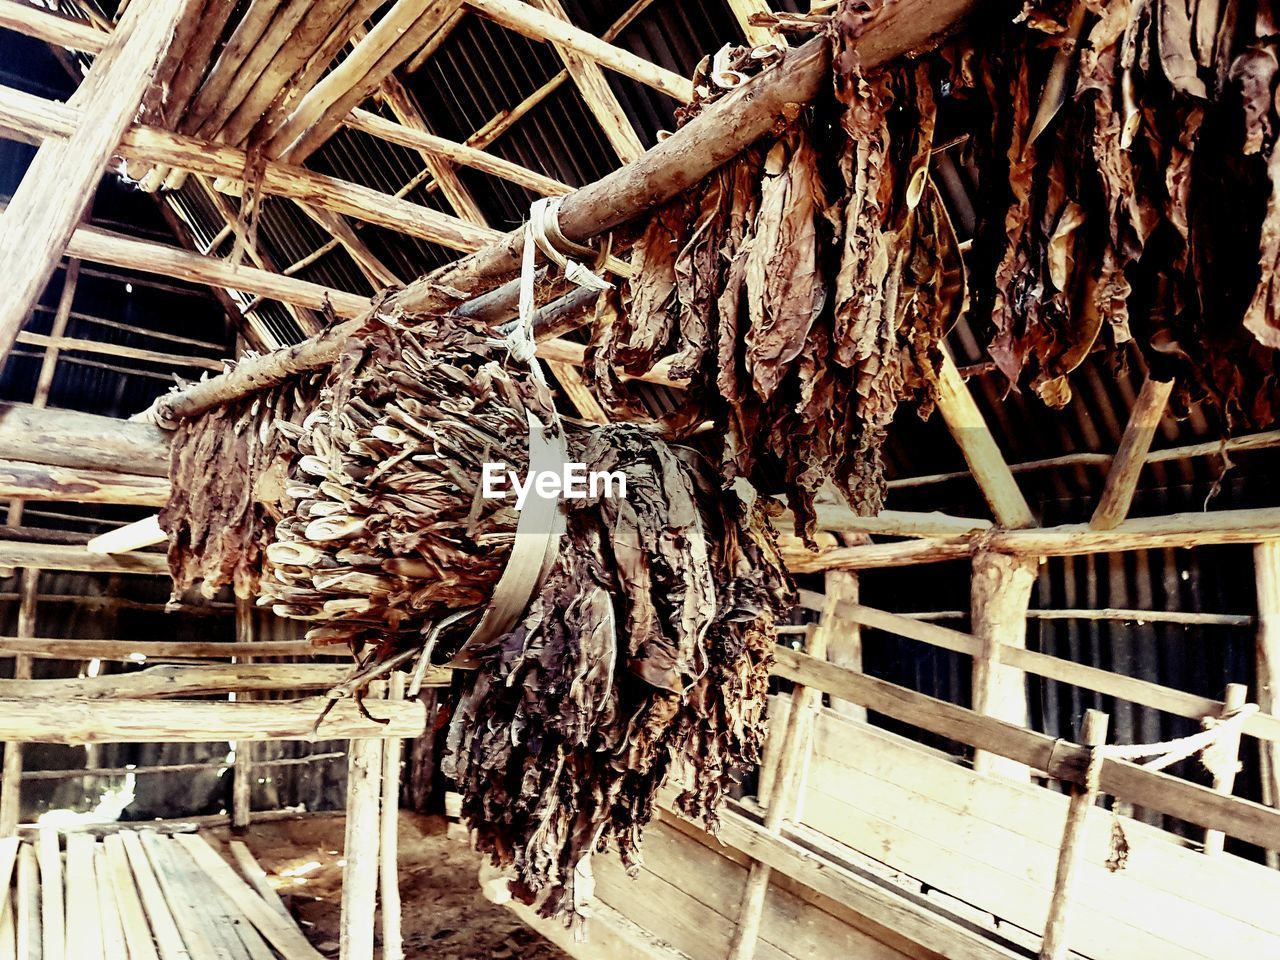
[33,831,61,960]
[171,834,324,960]
[164,839,272,960]
[771,647,1280,851]
[138,834,233,960]
[339,739,382,960]
[0,698,426,744]
[225,842,291,925]
[1090,375,1174,530]
[0,887,15,960]
[63,835,101,960]
[0,0,194,365]
[102,835,162,960]
[91,847,127,960]
[15,844,38,960]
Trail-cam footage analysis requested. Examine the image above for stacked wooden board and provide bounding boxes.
[0,828,323,960]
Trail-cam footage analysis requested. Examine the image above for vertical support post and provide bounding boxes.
[821,570,864,722]
[1257,540,1280,869]
[1203,683,1249,857]
[727,622,833,960]
[380,674,405,960]
[340,731,383,960]
[231,595,253,833]
[1040,709,1109,960]
[0,570,37,836]
[971,550,1037,780]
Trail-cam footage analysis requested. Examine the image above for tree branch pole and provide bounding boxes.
[152,0,980,423]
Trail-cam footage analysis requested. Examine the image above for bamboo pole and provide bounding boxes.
[0,0,194,366]
[148,0,979,422]
[1203,683,1249,856]
[340,736,383,960]
[380,674,405,960]
[970,551,1037,779]
[1258,540,1280,868]
[0,572,36,837]
[1039,709,1109,960]
[1090,374,1174,529]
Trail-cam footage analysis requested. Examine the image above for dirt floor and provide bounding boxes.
[211,812,572,959]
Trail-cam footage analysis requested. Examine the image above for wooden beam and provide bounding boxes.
[0,663,350,698]
[1090,374,1175,529]
[464,0,692,102]
[0,84,502,256]
[0,0,194,365]
[970,550,1036,780]
[0,541,167,576]
[153,1,980,421]
[345,108,572,196]
[0,403,169,477]
[293,201,403,288]
[935,351,1037,529]
[0,570,34,836]
[266,0,466,164]
[529,0,645,163]
[0,459,168,506]
[725,0,781,48]
[0,0,105,54]
[16,331,223,372]
[0,697,424,743]
[0,638,319,661]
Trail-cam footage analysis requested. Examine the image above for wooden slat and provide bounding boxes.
[15,845,38,960]
[101,835,161,960]
[226,841,291,924]
[93,847,128,960]
[63,835,101,960]
[34,830,62,960]
[0,0,194,365]
[138,833,234,960]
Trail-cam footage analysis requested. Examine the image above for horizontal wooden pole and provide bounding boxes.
[775,502,991,539]
[784,507,1280,571]
[155,0,978,421]
[0,638,318,661]
[463,0,692,101]
[0,696,425,742]
[0,540,167,575]
[16,330,224,372]
[0,664,350,698]
[87,514,164,553]
[0,0,105,54]
[21,751,346,781]
[771,647,1280,852]
[0,84,501,256]
[0,459,168,505]
[0,403,170,477]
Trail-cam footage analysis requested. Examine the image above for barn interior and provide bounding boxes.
[0,0,1279,958]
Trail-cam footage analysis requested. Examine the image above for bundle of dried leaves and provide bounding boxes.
[162,313,793,926]
[589,17,965,541]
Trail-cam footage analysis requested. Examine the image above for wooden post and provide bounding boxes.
[1203,682,1249,856]
[727,621,833,960]
[340,733,383,960]
[380,674,405,960]
[0,570,37,836]
[1090,374,1174,530]
[1257,540,1280,868]
[1040,709,1109,960]
[821,571,864,722]
[0,0,193,364]
[231,596,254,833]
[971,550,1036,780]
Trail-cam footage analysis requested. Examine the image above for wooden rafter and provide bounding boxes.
[463,0,692,102]
[725,0,781,48]
[0,0,105,54]
[0,0,194,365]
[1089,373,1175,530]
[530,0,645,163]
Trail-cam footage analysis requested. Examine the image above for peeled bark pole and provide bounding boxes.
[340,737,383,960]
[1258,540,1280,868]
[0,0,193,365]
[1040,709,1109,960]
[0,571,36,837]
[1203,683,1249,856]
[971,550,1037,780]
[380,674,406,960]
[1090,374,1174,529]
